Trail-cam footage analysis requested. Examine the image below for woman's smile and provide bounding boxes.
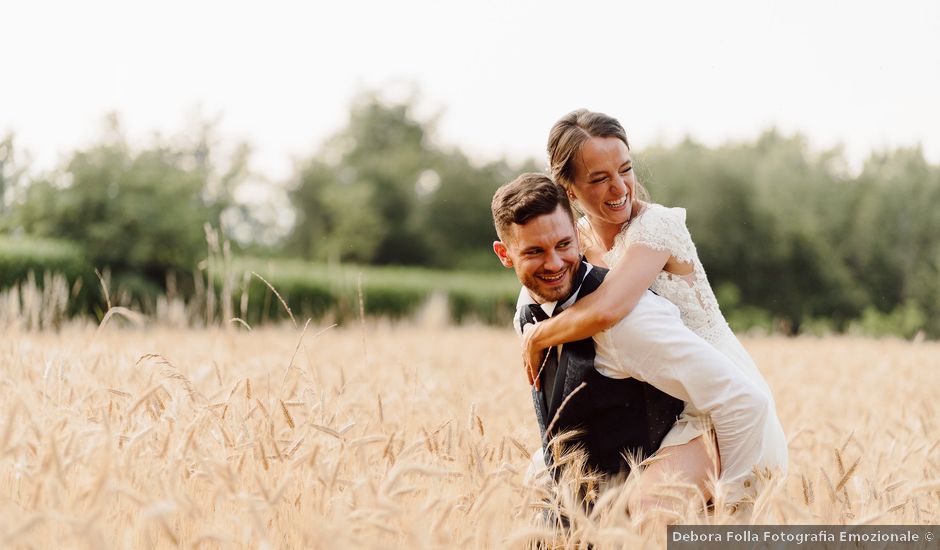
[605,196,628,210]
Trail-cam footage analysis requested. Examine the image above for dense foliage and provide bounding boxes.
[284,93,537,270]
[1,94,939,335]
[641,134,940,336]
[3,117,249,290]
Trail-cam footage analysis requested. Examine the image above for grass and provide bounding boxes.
[0,270,937,547]
[0,314,938,547]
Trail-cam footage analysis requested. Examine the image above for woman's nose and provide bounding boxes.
[611,174,628,195]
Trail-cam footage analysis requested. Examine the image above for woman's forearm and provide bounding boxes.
[528,299,611,351]
[530,245,672,351]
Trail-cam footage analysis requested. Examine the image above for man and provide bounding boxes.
[491,173,771,505]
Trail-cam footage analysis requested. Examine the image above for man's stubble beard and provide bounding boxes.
[522,272,573,305]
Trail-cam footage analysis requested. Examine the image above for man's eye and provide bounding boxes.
[620,166,632,174]
[558,241,571,249]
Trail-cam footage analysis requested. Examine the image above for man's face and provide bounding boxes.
[493,205,581,304]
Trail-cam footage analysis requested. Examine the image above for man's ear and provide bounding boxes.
[493,241,513,268]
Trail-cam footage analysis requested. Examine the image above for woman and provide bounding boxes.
[525,109,788,507]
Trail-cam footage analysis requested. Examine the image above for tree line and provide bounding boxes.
[1,93,938,336]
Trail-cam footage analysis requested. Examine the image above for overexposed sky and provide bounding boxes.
[3,0,939,180]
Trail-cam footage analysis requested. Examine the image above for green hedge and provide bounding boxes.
[0,238,524,325]
[1,240,933,336]
[232,258,519,325]
[0,235,99,315]
[0,236,88,280]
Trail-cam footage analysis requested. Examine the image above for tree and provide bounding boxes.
[640,132,869,331]
[0,133,26,221]
[420,152,536,269]
[286,91,542,268]
[9,115,242,283]
[287,92,435,264]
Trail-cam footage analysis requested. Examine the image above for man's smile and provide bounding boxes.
[537,267,568,285]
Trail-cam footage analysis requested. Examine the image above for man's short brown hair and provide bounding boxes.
[491,172,573,242]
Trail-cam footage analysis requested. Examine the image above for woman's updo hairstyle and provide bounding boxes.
[547,109,648,201]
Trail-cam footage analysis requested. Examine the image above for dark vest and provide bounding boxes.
[527,265,685,479]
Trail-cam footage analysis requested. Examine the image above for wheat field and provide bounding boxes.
[1,318,938,548]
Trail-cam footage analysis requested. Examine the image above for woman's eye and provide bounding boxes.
[620,166,632,174]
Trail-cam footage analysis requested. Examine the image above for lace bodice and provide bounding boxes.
[594,204,731,345]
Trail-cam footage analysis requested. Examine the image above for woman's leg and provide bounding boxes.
[628,433,720,514]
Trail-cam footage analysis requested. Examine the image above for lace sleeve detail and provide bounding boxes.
[622,204,697,264]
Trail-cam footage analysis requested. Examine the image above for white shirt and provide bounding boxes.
[514,265,771,492]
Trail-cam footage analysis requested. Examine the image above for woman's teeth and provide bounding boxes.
[605,197,627,208]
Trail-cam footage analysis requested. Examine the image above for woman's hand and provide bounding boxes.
[522,322,545,390]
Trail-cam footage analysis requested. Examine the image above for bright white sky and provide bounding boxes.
[3,0,939,181]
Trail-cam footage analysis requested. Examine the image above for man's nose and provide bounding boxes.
[543,249,564,271]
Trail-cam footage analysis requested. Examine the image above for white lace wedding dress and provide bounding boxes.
[587,203,789,474]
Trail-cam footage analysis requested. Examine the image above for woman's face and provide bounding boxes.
[570,136,636,227]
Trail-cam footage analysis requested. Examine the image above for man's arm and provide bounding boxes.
[597,292,771,489]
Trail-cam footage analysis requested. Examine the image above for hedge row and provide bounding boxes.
[233,258,520,325]
[0,236,88,282]
[0,238,522,325]
[0,235,99,315]
[1,238,930,338]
